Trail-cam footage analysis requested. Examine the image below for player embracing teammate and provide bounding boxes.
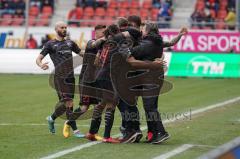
[37,16,187,144]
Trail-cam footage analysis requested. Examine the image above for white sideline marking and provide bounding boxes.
[41,141,101,159]
[40,96,240,159]
[153,144,194,159]
[152,144,216,159]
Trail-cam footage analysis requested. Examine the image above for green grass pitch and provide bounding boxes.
[0,74,239,159]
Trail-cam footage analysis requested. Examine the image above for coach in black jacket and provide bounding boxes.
[130,22,188,144]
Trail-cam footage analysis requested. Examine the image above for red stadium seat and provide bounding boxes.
[29,6,39,16]
[202,26,212,30]
[28,16,37,26]
[151,8,159,20]
[129,9,139,16]
[42,6,53,16]
[191,26,200,30]
[131,1,140,9]
[217,10,227,19]
[104,16,114,26]
[0,14,13,26]
[39,14,49,19]
[69,23,78,27]
[215,19,226,29]
[142,0,152,9]
[140,9,149,19]
[75,7,83,19]
[119,1,130,9]
[118,8,128,17]
[106,8,117,17]
[219,0,228,10]
[108,1,118,8]
[84,7,94,17]
[36,17,49,26]
[93,16,104,26]
[80,15,91,27]
[11,15,24,26]
[95,7,106,17]
[210,9,216,18]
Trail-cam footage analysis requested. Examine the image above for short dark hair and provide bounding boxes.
[103,24,120,37]
[94,25,106,30]
[116,17,129,28]
[127,15,142,28]
[144,22,159,35]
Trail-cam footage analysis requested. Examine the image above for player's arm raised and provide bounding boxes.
[163,27,188,48]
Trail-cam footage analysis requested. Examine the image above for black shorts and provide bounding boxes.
[54,76,75,102]
[95,79,118,104]
[79,82,99,106]
[79,95,99,106]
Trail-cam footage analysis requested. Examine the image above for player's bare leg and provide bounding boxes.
[63,100,85,138]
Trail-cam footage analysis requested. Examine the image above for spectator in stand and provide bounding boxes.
[205,8,216,29]
[41,0,52,10]
[224,8,236,30]
[40,34,51,48]
[191,8,206,29]
[165,0,172,7]
[15,8,24,16]
[48,0,55,10]
[68,4,83,26]
[77,0,86,7]
[153,0,161,8]
[0,1,3,9]
[158,1,172,28]
[2,2,15,14]
[96,0,108,8]
[84,0,95,7]
[26,34,38,49]
[228,0,235,9]
[205,0,219,11]
[1,0,25,15]
[30,0,41,8]
[13,0,25,10]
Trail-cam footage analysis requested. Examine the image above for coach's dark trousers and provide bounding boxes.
[119,99,141,132]
[142,95,166,135]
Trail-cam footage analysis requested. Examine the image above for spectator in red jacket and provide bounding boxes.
[26,34,38,49]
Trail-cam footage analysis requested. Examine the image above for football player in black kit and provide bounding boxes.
[36,21,85,138]
[63,25,106,140]
[86,24,166,143]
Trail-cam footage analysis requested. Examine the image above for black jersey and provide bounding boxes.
[79,40,99,81]
[97,33,131,81]
[40,39,81,77]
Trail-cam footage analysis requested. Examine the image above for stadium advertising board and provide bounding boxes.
[1,28,240,54]
[167,53,240,78]
[160,30,240,53]
[0,27,92,49]
[0,49,171,74]
[0,49,239,78]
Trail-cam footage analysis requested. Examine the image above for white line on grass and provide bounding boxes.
[40,96,240,159]
[153,144,194,159]
[152,144,217,159]
[41,141,102,159]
